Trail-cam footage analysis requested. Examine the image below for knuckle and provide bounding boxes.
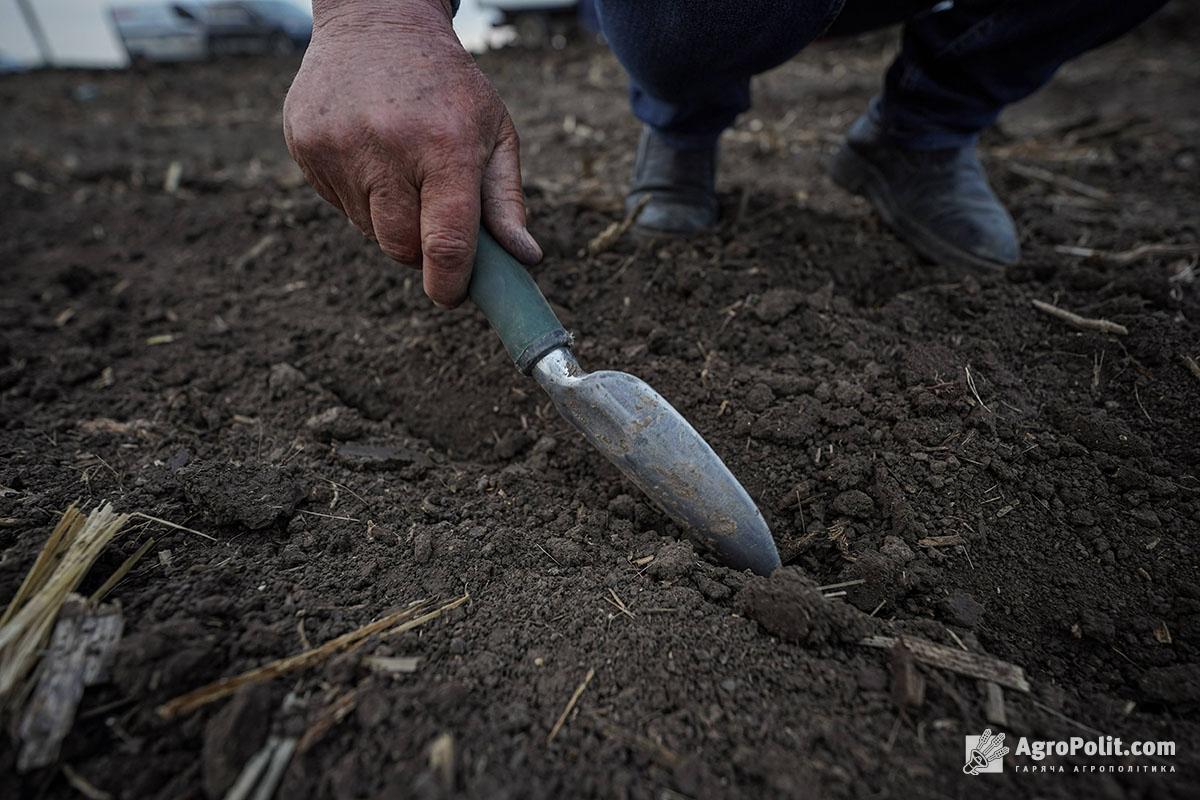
[489,184,526,208]
[423,116,471,150]
[379,235,419,265]
[422,230,474,267]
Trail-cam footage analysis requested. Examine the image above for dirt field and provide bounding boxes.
[2,7,1199,799]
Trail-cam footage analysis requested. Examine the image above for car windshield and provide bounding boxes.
[244,1,311,24]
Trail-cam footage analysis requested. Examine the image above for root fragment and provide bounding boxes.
[1031,299,1128,336]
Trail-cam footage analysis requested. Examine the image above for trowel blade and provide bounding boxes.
[532,348,781,576]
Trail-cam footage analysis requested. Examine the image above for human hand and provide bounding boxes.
[283,0,541,307]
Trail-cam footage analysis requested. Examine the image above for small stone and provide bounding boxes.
[1129,507,1161,528]
[833,489,875,518]
[412,527,433,563]
[941,592,984,628]
[1069,508,1096,527]
[305,406,365,442]
[744,382,775,413]
[335,442,432,473]
[878,536,915,564]
[832,380,863,405]
[754,288,804,323]
[267,363,306,399]
[647,540,695,581]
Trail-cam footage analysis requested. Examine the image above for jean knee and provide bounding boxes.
[598,0,845,98]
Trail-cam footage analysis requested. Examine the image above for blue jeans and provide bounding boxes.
[594,0,1167,150]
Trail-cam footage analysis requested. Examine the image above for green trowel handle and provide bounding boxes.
[468,228,571,374]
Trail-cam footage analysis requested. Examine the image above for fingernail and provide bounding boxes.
[521,229,543,263]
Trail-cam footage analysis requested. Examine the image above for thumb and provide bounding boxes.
[419,167,482,309]
[481,115,542,265]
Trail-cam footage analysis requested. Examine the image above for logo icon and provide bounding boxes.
[964,729,1009,775]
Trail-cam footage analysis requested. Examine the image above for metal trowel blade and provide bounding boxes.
[532,347,781,576]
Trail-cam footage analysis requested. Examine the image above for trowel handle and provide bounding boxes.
[468,228,571,373]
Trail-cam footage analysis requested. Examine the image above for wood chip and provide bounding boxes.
[428,733,456,791]
[918,534,964,548]
[1182,355,1200,383]
[889,640,926,709]
[163,160,183,194]
[364,655,421,674]
[861,635,1030,692]
[985,681,1008,726]
[17,599,124,771]
[1,503,131,716]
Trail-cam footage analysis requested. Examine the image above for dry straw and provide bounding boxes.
[0,503,131,713]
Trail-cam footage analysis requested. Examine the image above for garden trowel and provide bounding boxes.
[468,230,781,576]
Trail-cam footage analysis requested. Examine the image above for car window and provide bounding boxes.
[206,3,256,24]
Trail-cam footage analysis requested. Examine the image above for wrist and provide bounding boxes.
[311,0,454,40]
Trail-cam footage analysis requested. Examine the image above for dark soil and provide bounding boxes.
[2,9,1199,799]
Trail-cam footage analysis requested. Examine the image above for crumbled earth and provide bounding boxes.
[2,7,1200,799]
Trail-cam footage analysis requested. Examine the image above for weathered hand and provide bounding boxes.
[283,0,541,307]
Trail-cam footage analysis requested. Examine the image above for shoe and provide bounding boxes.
[829,106,1020,270]
[626,126,719,235]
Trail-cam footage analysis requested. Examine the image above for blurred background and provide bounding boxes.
[0,0,592,69]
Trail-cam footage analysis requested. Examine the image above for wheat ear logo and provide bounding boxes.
[963,729,1010,775]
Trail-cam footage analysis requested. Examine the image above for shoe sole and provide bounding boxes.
[828,143,1011,272]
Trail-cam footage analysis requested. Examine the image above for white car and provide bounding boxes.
[110,1,312,64]
[110,3,209,63]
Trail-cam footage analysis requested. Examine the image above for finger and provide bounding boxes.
[419,166,482,308]
[369,183,421,266]
[291,155,346,216]
[331,179,375,241]
[481,115,542,265]
[299,161,374,239]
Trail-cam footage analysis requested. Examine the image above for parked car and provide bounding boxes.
[110,3,209,63]
[201,1,312,57]
[110,1,311,64]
